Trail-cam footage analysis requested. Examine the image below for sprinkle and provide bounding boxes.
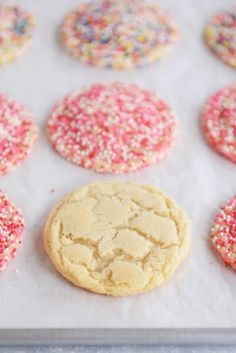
[48,82,177,174]
[201,85,236,163]
[61,0,178,69]
[0,190,24,271]
[0,94,37,175]
[0,4,35,65]
[210,195,236,271]
[204,5,236,69]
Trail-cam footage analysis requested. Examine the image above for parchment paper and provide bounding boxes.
[0,0,235,329]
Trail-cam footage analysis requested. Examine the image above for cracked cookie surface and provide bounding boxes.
[44,182,190,296]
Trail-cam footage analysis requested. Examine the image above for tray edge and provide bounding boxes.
[0,328,236,346]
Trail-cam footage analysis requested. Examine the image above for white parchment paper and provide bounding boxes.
[0,0,236,329]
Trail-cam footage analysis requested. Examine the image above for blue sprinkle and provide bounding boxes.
[100,36,111,44]
[14,19,28,34]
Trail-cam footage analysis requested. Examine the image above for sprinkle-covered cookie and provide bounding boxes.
[0,190,24,271]
[204,6,236,68]
[211,195,236,271]
[48,82,177,174]
[201,85,236,163]
[44,182,191,296]
[0,94,37,175]
[0,4,35,65]
[61,0,178,69]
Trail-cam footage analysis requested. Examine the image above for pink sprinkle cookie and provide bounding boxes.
[0,94,37,175]
[204,6,236,68]
[211,195,236,271]
[0,190,24,271]
[48,82,177,174]
[61,0,178,69]
[201,85,236,163]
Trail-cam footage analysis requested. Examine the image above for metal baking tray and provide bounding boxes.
[1,328,236,346]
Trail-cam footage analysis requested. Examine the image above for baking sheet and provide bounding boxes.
[1,328,236,346]
[0,0,236,330]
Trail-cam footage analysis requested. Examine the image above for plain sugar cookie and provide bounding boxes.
[44,182,191,296]
[0,190,24,271]
[201,85,236,163]
[0,94,37,174]
[204,6,236,69]
[210,195,236,271]
[0,4,35,65]
[48,82,177,174]
[61,0,178,69]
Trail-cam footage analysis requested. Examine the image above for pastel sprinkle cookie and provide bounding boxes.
[44,182,191,296]
[61,0,178,69]
[0,190,24,271]
[201,86,236,163]
[48,82,177,174]
[210,195,236,271]
[0,4,35,65]
[0,94,37,175]
[204,6,236,68]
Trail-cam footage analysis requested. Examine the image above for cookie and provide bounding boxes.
[0,4,35,65]
[44,182,191,296]
[201,85,236,163]
[48,82,177,174]
[0,94,37,175]
[210,195,236,271]
[0,190,24,271]
[204,6,236,68]
[61,0,178,69]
